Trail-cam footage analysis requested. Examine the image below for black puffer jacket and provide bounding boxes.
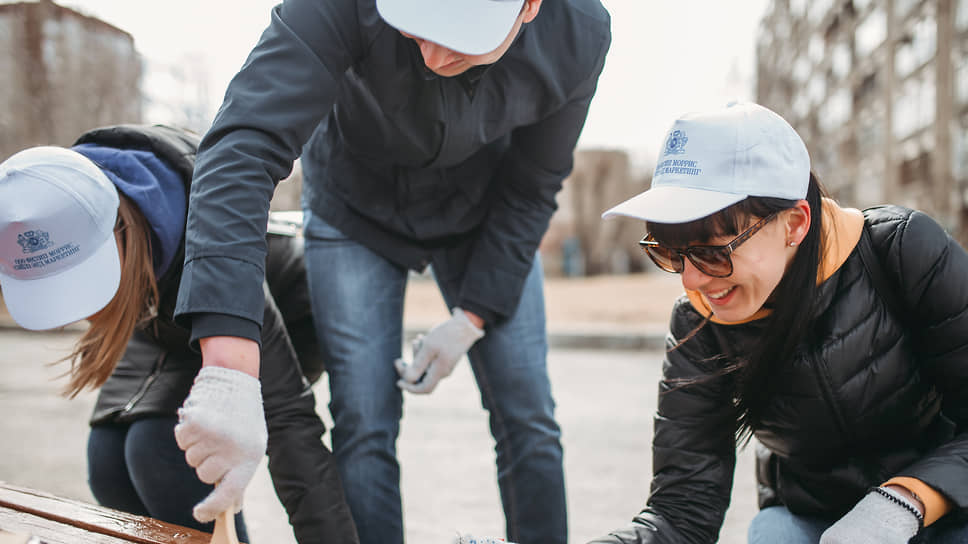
[76,125,358,544]
[593,206,968,543]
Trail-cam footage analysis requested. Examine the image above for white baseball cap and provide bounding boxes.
[376,0,525,55]
[0,146,121,330]
[602,102,811,224]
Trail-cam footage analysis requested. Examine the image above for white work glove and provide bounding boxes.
[174,366,268,523]
[820,487,923,544]
[453,534,515,544]
[394,307,484,394]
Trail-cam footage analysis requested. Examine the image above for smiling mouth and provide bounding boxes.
[705,286,735,301]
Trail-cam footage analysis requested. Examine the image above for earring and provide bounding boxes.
[788,241,798,247]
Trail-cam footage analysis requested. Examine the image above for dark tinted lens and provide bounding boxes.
[688,246,732,277]
[645,244,683,273]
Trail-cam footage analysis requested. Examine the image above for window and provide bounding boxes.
[820,87,852,132]
[895,17,937,78]
[852,0,872,13]
[809,34,826,64]
[855,8,887,58]
[793,57,813,84]
[808,75,827,106]
[831,42,851,80]
[952,122,968,182]
[808,0,834,24]
[893,70,936,139]
[959,0,968,30]
[957,59,968,104]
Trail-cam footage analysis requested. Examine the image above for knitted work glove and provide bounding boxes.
[453,534,515,544]
[395,307,484,394]
[820,487,923,544]
[174,366,268,523]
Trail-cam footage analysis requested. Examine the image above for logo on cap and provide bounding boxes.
[17,230,52,254]
[664,130,688,155]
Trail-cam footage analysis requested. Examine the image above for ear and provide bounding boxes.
[784,200,811,246]
[522,0,542,23]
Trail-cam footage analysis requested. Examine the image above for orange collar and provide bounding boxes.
[685,198,865,325]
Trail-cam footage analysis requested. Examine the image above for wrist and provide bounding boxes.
[884,485,925,516]
[872,486,924,531]
[199,335,261,378]
[460,308,485,330]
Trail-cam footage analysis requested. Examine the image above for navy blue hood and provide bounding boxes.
[72,143,186,279]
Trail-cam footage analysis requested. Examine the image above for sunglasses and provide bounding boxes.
[639,212,779,278]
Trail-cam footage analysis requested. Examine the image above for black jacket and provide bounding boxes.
[174,0,611,342]
[592,206,968,543]
[76,125,358,544]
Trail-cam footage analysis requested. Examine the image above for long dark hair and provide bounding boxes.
[647,172,828,442]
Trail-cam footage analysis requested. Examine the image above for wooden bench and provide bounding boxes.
[0,482,214,544]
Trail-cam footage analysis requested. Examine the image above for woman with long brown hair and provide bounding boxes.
[0,125,358,543]
[589,103,968,544]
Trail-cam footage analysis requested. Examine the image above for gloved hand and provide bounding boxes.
[453,534,515,544]
[820,487,923,544]
[394,307,484,394]
[174,366,268,523]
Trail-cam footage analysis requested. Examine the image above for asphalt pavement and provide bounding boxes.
[0,327,758,544]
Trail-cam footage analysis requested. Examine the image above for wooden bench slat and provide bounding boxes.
[1,505,139,543]
[0,483,212,544]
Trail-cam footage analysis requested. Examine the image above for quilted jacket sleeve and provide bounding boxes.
[868,206,968,511]
[588,297,738,544]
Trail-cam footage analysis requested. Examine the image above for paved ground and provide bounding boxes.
[0,273,761,543]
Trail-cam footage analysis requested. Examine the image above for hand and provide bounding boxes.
[174,366,268,522]
[394,307,484,394]
[820,487,922,544]
[453,534,515,544]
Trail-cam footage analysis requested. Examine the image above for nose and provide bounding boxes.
[418,39,459,70]
[679,258,710,291]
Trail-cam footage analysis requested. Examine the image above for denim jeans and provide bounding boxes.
[303,212,567,544]
[87,418,248,542]
[748,505,968,544]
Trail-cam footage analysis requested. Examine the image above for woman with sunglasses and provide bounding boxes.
[589,102,968,544]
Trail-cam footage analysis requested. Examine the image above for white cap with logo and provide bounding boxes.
[0,146,121,330]
[376,0,525,55]
[602,102,811,224]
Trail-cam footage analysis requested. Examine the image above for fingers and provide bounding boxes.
[195,455,232,485]
[183,439,221,470]
[192,483,240,523]
[397,362,444,394]
[173,418,203,451]
[401,342,436,384]
[191,464,250,523]
[393,358,409,379]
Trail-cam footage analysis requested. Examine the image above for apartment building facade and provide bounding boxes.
[756,0,968,240]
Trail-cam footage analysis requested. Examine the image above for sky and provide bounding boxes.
[50,0,771,165]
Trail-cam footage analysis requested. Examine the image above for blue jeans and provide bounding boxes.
[87,418,249,542]
[304,212,567,544]
[748,505,968,543]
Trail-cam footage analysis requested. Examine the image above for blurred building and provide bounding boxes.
[0,0,141,160]
[756,0,968,241]
[540,149,651,277]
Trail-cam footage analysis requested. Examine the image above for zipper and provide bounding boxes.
[121,351,167,415]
